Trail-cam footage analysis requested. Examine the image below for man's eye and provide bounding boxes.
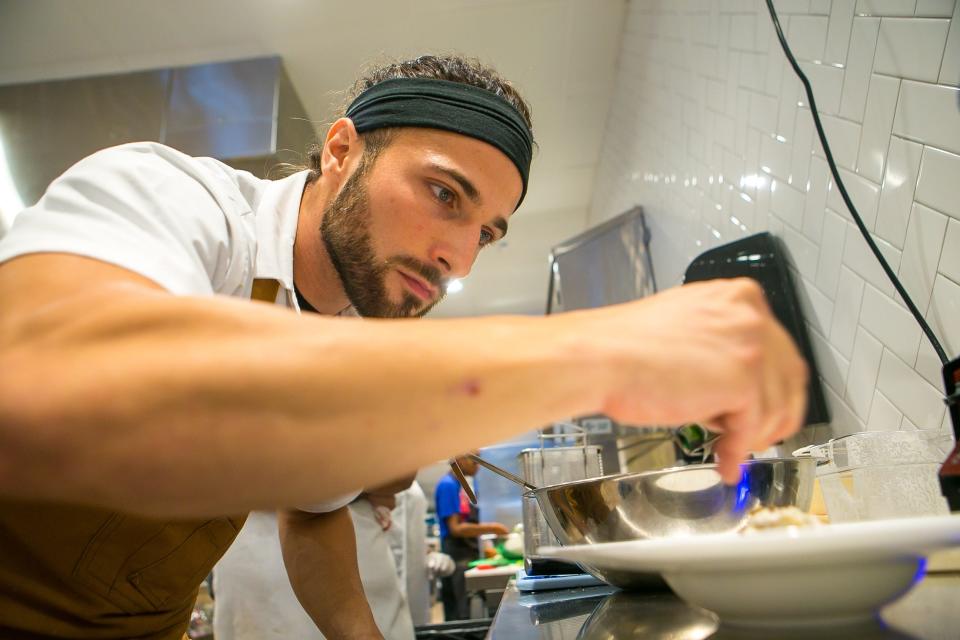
[479,228,495,247]
[431,184,455,204]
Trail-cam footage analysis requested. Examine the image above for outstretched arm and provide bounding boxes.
[0,254,806,515]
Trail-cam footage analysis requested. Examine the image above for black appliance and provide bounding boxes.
[683,232,829,426]
[940,356,960,510]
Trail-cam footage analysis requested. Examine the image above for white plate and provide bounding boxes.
[541,515,960,626]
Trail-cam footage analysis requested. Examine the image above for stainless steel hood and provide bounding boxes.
[0,56,317,209]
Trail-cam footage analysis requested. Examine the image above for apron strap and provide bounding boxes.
[250,279,281,303]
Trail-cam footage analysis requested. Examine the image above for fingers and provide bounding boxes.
[757,348,784,448]
[714,279,808,474]
[735,278,808,451]
[770,368,807,443]
[614,277,810,474]
[765,324,809,445]
[373,505,393,531]
[712,420,751,484]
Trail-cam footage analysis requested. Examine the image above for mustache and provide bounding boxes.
[387,255,445,292]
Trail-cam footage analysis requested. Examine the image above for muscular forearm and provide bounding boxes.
[278,507,381,639]
[0,255,808,512]
[0,255,605,515]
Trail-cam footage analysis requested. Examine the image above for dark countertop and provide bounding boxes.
[487,573,960,639]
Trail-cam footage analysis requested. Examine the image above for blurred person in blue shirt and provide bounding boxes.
[434,454,509,621]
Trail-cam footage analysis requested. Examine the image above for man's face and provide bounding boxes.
[456,455,480,476]
[320,128,522,318]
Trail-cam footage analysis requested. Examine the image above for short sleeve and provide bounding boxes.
[0,142,253,296]
[435,477,461,520]
[297,490,363,514]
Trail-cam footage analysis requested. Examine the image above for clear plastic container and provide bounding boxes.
[519,445,603,572]
[796,431,953,523]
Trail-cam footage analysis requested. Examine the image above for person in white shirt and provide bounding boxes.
[387,481,434,627]
[0,54,808,640]
[213,479,420,640]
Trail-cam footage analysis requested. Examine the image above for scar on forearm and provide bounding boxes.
[455,378,482,397]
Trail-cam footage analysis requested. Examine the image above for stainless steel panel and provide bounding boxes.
[164,57,280,159]
[0,56,316,209]
[0,69,168,205]
[164,118,276,160]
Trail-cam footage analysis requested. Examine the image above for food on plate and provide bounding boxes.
[741,505,821,533]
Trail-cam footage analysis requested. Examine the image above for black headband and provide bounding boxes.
[345,78,533,208]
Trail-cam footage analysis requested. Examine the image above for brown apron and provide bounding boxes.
[0,280,281,639]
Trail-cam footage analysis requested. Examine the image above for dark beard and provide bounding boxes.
[320,160,446,318]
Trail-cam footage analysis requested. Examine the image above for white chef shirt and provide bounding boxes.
[0,141,358,513]
[387,482,430,627]
[214,504,416,640]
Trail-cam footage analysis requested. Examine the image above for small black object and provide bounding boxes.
[526,557,585,577]
[940,356,960,512]
[683,232,830,427]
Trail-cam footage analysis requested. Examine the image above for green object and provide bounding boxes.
[675,423,707,452]
[467,555,524,568]
[497,541,524,561]
[467,556,510,568]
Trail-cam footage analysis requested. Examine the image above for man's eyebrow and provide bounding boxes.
[426,162,509,238]
[428,163,482,206]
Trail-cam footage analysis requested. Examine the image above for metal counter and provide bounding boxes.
[487,573,960,639]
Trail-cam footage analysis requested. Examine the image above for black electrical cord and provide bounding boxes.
[765,0,950,367]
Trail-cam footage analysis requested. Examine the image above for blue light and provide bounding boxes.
[910,557,928,587]
[732,468,750,513]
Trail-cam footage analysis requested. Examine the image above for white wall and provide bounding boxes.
[589,0,959,442]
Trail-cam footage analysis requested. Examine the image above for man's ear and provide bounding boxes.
[320,117,362,184]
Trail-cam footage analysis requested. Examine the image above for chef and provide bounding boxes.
[0,54,808,639]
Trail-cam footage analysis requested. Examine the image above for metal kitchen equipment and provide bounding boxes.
[0,56,316,208]
[467,454,815,590]
[517,426,604,576]
[448,459,478,505]
[546,206,656,315]
[535,458,814,589]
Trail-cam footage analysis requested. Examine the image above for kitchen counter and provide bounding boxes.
[465,564,521,591]
[486,573,960,639]
[464,564,520,617]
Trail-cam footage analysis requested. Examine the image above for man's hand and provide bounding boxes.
[426,552,456,578]
[574,278,808,483]
[361,473,417,530]
[447,514,510,539]
[365,497,394,531]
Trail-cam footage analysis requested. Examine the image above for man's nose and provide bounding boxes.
[428,230,479,279]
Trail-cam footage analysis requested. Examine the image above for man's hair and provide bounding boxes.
[306,55,533,182]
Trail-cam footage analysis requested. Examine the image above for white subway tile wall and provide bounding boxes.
[874,17,950,82]
[589,0,958,438]
[876,136,924,247]
[941,2,960,82]
[915,147,960,219]
[868,389,905,430]
[855,74,900,183]
[893,81,960,154]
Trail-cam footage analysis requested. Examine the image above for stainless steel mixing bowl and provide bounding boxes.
[529,458,815,589]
